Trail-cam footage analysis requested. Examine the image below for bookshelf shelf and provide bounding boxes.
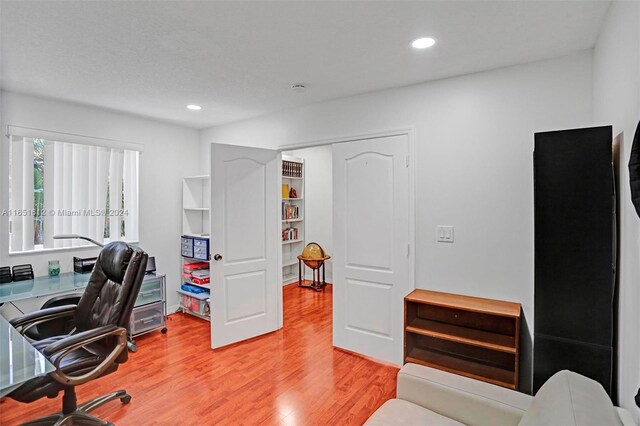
[283,273,298,283]
[187,282,210,290]
[282,155,304,285]
[282,239,304,245]
[283,258,298,267]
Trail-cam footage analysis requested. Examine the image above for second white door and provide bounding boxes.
[332,134,411,365]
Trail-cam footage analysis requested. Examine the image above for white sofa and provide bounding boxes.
[365,364,636,426]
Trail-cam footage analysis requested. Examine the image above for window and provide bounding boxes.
[7,135,140,253]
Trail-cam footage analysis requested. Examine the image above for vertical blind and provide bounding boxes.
[8,135,140,252]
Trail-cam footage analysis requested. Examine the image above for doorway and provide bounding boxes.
[209,131,414,365]
[281,146,333,289]
[280,132,414,365]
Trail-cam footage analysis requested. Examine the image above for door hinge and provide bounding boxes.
[407,243,410,257]
[406,155,410,168]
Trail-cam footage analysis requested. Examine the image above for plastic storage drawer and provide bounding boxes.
[130,301,165,336]
[192,237,209,260]
[134,277,164,307]
[181,236,194,257]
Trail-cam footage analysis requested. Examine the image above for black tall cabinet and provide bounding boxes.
[534,126,616,399]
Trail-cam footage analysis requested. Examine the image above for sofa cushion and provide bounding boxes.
[519,370,622,426]
[365,399,465,426]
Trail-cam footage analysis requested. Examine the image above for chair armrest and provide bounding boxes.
[397,364,532,426]
[44,325,128,387]
[43,325,119,356]
[9,305,76,334]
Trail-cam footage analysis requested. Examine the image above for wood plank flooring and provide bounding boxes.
[1,284,398,425]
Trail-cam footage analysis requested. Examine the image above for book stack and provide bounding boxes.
[282,161,302,178]
[282,227,299,241]
[282,203,300,220]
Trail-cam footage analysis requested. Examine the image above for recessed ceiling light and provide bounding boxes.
[186,104,202,111]
[291,84,306,93]
[411,37,436,49]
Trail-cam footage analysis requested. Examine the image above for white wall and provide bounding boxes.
[0,91,201,311]
[287,145,333,282]
[593,0,640,418]
[201,52,595,392]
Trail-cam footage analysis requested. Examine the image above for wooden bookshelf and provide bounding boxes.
[404,289,521,390]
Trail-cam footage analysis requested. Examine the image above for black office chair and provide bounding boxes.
[8,242,148,426]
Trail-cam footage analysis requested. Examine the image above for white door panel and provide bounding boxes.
[211,144,280,348]
[333,135,411,364]
[223,158,266,263]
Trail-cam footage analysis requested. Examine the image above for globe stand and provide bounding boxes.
[297,255,330,292]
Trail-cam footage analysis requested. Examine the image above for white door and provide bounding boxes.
[210,144,281,348]
[333,135,411,365]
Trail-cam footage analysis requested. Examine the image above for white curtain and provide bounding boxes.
[9,137,139,252]
[108,148,124,242]
[9,137,35,252]
[43,142,112,248]
[123,150,140,242]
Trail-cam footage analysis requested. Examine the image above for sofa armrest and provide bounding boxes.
[397,363,532,426]
[616,407,637,426]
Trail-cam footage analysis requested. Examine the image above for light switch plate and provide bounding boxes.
[437,225,454,243]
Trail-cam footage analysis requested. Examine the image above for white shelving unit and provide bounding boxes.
[182,175,210,237]
[179,175,211,321]
[282,155,305,285]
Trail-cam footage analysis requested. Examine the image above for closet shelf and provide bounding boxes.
[283,258,298,267]
[186,282,210,290]
[176,288,210,300]
[282,239,304,245]
[282,197,303,201]
[179,306,210,321]
[283,273,298,283]
[282,218,303,223]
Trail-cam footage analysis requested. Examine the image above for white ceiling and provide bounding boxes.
[0,1,610,129]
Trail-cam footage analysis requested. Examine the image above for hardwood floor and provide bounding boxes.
[1,284,398,425]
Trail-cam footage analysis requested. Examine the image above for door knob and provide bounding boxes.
[213,254,222,261]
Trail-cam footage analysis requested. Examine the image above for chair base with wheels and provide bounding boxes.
[21,387,131,426]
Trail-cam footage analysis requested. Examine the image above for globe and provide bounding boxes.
[299,242,329,269]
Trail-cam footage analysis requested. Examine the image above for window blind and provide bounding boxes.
[7,132,140,253]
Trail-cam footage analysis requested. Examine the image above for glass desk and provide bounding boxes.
[0,314,55,398]
[0,272,90,305]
